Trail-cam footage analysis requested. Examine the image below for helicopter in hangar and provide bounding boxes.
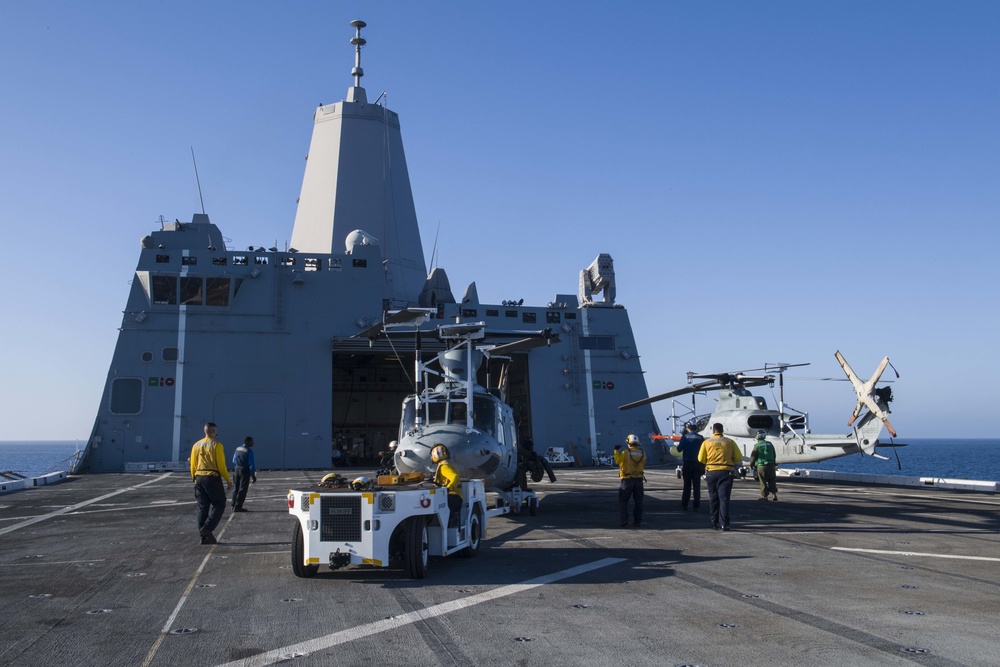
[359,309,559,512]
[619,351,900,469]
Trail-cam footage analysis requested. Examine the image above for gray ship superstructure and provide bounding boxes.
[78,22,659,473]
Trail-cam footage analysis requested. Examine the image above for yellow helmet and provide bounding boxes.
[626,434,640,447]
[430,444,450,463]
[350,476,372,491]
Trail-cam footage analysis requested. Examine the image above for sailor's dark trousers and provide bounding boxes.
[618,478,644,526]
[232,466,251,509]
[195,475,227,534]
[681,460,704,509]
[705,469,734,528]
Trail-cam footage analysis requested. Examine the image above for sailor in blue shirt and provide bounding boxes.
[231,436,257,512]
[676,422,705,511]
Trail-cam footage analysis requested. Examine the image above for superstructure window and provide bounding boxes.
[462,308,478,318]
[580,335,615,350]
[163,347,179,362]
[522,312,537,324]
[180,277,202,305]
[546,311,560,323]
[152,276,177,305]
[205,278,230,306]
[110,378,143,414]
[486,309,498,317]
[182,256,197,266]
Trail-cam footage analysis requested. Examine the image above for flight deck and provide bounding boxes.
[2,467,998,666]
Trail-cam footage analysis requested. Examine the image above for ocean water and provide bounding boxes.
[785,438,1000,483]
[0,441,83,477]
[2,439,998,483]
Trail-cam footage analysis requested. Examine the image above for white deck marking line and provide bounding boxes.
[0,559,107,567]
[832,547,1000,562]
[214,556,625,667]
[141,512,235,667]
[498,536,614,544]
[0,473,174,536]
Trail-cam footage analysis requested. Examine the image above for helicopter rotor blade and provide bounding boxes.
[619,380,721,410]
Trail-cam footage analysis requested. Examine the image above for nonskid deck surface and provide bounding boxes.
[1,468,998,666]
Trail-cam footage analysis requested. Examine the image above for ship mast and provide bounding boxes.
[347,19,367,104]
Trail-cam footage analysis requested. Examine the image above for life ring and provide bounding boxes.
[420,497,431,508]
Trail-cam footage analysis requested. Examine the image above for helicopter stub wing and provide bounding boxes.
[835,350,897,438]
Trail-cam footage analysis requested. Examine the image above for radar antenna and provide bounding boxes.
[350,19,366,88]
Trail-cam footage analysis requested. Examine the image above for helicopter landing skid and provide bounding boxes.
[494,486,539,517]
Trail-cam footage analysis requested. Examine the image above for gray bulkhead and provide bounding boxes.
[77,23,660,473]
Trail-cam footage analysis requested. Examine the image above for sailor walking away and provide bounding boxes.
[190,422,232,544]
[750,430,778,501]
[614,434,647,527]
[231,436,257,511]
[676,422,705,511]
[698,423,742,531]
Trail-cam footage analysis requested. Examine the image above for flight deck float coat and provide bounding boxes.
[750,440,776,467]
[615,445,646,526]
[434,461,463,498]
[434,460,463,527]
[614,446,647,478]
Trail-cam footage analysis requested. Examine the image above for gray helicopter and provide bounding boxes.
[362,310,558,512]
[620,351,900,467]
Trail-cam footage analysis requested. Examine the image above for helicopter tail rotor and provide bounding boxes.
[835,351,898,438]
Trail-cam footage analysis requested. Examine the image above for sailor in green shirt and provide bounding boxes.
[749,430,778,501]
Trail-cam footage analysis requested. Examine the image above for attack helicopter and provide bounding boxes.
[359,309,559,513]
[619,351,900,468]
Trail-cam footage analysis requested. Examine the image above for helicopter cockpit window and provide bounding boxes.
[449,401,467,424]
[473,396,496,436]
[426,402,447,424]
[401,398,416,433]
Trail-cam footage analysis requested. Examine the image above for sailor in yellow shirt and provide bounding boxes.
[190,422,232,544]
[431,444,463,527]
[697,422,742,531]
[614,434,647,527]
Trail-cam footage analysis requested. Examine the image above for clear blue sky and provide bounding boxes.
[2,1,997,441]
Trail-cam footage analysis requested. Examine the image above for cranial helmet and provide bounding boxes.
[430,444,450,463]
[755,430,767,440]
[626,434,640,447]
[350,476,372,491]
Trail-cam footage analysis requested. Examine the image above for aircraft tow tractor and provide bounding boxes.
[288,477,499,579]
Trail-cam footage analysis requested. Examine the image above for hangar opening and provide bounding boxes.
[331,339,533,466]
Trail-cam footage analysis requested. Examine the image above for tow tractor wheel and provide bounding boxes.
[462,508,482,558]
[527,496,537,516]
[291,521,319,578]
[405,517,429,579]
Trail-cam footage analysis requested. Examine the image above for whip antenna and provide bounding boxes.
[191,147,206,214]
